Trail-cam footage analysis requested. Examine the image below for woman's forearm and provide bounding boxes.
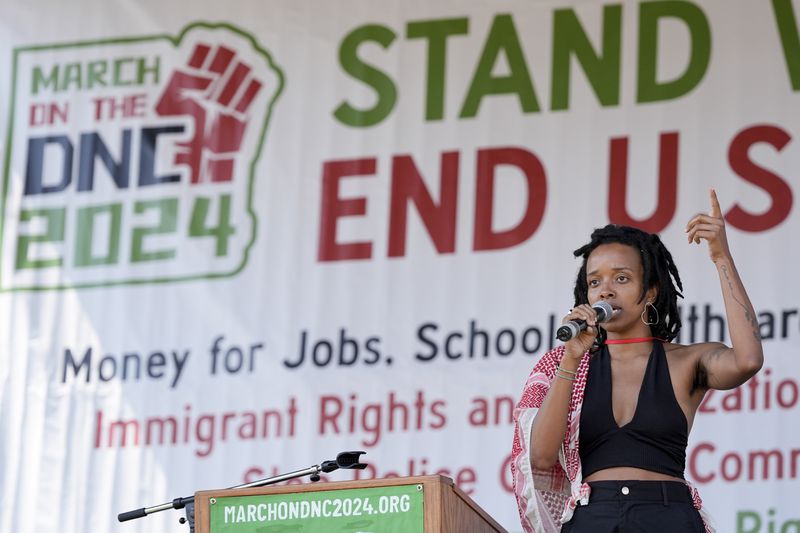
[715,255,763,372]
[529,355,579,469]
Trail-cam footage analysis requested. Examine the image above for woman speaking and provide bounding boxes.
[511,189,763,532]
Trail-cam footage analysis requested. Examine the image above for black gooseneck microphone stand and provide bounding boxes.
[117,451,368,532]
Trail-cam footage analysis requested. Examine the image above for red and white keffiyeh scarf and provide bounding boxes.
[511,345,714,533]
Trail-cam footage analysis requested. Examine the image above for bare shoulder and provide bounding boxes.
[663,342,727,396]
[662,342,698,372]
[663,341,728,360]
[663,341,729,379]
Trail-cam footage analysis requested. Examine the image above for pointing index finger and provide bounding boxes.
[709,187,722,218]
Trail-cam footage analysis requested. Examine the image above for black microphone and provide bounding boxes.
[556,301,614,342]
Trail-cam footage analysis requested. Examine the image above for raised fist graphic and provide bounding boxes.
[155,43,263,183]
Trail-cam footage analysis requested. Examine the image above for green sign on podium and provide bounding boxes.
[208,483,424,532]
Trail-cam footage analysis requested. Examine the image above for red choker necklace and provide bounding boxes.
[605,336,665,344]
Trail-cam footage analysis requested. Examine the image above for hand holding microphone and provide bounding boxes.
[557,301,615,342]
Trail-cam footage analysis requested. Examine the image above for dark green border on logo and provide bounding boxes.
[0,21,284,292]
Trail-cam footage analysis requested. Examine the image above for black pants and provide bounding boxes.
[560,481,705,533]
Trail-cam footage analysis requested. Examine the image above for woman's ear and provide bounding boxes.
[646,287,658,304]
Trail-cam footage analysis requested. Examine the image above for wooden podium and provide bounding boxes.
[194,475,507,532]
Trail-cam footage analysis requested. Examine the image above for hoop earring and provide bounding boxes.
[641,301,660,326]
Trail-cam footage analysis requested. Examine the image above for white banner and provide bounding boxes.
[0,1,798,532]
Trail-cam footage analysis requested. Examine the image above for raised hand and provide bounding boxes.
[685,188,731,263]
[561,304,598,358]
[155,43,264,184]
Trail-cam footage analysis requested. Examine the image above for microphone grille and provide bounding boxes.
[593,301,614,322]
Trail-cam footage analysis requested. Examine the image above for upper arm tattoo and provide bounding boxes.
[705,345,727,362]
[700,345,731,390]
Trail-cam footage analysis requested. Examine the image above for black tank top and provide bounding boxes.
[579,342,688,478]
